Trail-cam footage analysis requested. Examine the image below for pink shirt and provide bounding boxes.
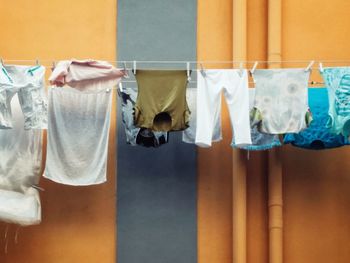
[49,59,127,87]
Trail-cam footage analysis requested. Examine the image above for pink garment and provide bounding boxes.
[49,59,127,87]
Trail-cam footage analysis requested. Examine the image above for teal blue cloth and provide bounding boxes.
[322,67,350,137]
[284,87,349,149]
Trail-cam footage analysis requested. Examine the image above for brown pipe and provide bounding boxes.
[232,0,247,262]
[267,0,283,263]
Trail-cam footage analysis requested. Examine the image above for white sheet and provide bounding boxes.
[0,94,42,225]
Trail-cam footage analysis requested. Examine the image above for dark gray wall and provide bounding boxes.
[116,1,197,263]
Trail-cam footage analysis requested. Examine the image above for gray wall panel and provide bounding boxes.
[117,1,197,263]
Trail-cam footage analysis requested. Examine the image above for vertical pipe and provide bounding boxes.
[232,0,247,263]
[267,1,283,263]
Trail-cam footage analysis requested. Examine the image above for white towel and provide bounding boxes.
[44,86,112,186]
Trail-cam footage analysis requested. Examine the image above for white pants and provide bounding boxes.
[183,87,222,144]
[195,69,252,147]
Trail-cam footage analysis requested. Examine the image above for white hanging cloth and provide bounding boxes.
[44,86,112,186]
[0,93,43,225]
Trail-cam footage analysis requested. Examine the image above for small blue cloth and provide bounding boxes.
[284,87,349,149]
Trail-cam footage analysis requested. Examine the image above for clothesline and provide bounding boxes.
[121,80,326,85]
[2,59,350,65]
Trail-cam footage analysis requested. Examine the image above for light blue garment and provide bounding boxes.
[232,88,281,150]
[321,67,350,136]
[284,88,349,149]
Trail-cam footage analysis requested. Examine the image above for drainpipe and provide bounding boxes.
[232,0,247,262]
[267,0,283,263]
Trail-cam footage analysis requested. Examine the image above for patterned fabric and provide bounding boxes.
[284,88,349,149]
[321,67,350,136]
[232,88,281,150]
[118,86,169,148]
[251,68,311,134]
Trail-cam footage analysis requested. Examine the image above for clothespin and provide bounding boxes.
[132,60,136,75]
[319,62,324,73]
[305,60,314,72]
[238,62,244,77]
[123,61,127,71]
[186,62,191,81]
[119,82,124,92]
[250,61,258,75]
[31,184,45,192]
[35,59,40,66]
[52,61,56,70]
[200,63,206,77]
[0,58,4,66]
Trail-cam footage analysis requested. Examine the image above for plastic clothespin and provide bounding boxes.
[52,61,56,70]
[36,59,40,66]
[238,62,244,77]
[132,60,136,75]
[250,61,259,75]
[0,58,4,65]
[305,60,314,72]
[31,184,45,192]
[200,63,206,77]
[119,82,124,92]
[319,62,324,73]
[186,62,191,81]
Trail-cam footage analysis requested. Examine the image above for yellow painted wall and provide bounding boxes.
[0,1,117,262]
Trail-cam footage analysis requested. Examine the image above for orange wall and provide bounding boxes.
[0,1,117,263]
[282,1,350,263]
[1,1,350,263]
[198,0,350,263]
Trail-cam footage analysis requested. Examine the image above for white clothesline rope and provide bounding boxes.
[2,59,350,64]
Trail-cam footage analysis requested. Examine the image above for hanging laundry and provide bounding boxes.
[44,87,112,185]
[134,70,190,132]
[251,68,312,134]
[49,59,127,90]
[45,59,125,186]
[0,64,47,129]
[195,69,252,147]
[0,93,42,225]
[232,88,281,150]
[284,87,349,149]
[321,67,350,137]
[118,86,169,147]
[183,87,222,144]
